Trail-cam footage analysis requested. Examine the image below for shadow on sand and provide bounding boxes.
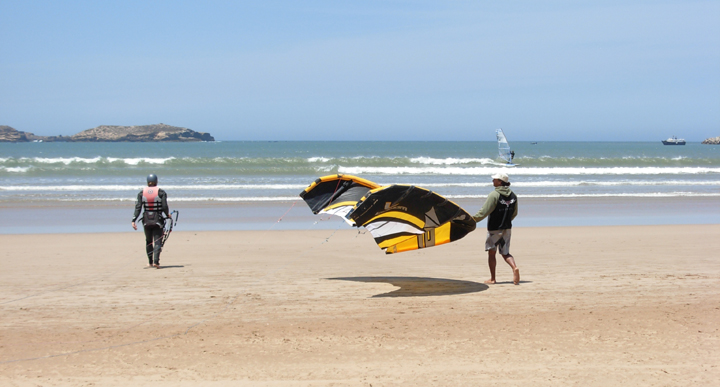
[328,276,489,298]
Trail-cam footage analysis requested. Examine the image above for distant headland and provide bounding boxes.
[701,136,720,145]
[0,123,214,142]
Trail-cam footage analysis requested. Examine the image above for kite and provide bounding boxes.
[299,174,476,254]
[299,174,381,223]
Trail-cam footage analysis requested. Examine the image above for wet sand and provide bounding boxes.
[2,196,720,234]
[1,225,719,386]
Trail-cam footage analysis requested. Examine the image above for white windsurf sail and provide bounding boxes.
[496,128,513,164]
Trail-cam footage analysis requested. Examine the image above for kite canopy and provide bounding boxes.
[349,185,476,254]
[299,174,381,224]
[299,174,476,254]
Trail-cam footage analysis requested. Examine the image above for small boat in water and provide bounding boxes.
[662,136,686,145]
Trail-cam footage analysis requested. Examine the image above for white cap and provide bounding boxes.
[491,173,509,183]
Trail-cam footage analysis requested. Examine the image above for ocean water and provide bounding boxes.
[2,141,719,201]
[1,141,719,232]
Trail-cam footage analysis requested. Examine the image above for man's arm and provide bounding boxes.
[160,190,170,217]
[132,191,143,222]
[511,199,518,221]
[131,191,142,230]
[473,191,498,222]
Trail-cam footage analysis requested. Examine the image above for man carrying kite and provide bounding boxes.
[473,173,520,285]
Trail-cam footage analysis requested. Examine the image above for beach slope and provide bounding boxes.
[1,225,718,386]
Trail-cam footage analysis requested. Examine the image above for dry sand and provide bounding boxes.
[1,225,718,386]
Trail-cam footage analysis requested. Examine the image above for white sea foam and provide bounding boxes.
[58,196,301,202]
[316,166,337,173]
[32,157,102,164]
[163,184,307,190]
[409,157,496,165]
[338,166,720,175]
[423,180,720,188]
[179,196,300,202]
[307,157,331,163]
[446,192,720,199]
[0,156,176,165]
[351,155,384,160]
[0,185,136,191]
[1,167,31,173]
[0,184,309,191]
[106,157,175,165]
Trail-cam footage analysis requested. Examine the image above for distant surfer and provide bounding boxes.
[473,173,520,285]
[510,150,515,160]
[131,174,170,268]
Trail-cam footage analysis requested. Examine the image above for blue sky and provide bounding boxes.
[1,1,718,141]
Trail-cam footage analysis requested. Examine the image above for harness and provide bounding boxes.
[142,186,162,211]
[137,186,180,250]
[141,186,164,227]
[488,191,517,231]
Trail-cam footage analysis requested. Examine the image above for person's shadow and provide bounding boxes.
[327,276,489,298]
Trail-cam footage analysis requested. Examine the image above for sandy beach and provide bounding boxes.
[1,224,719,386]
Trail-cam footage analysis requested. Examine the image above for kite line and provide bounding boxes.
[1,199,345,364]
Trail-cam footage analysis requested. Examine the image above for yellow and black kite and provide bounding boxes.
[299,174,381,224]
[300,174,476,254]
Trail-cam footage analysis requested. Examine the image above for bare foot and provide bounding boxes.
[513,268,520,285]
[153,263,160,269]
[484,279,496,284]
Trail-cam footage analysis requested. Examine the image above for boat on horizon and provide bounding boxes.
[662,136,686,145]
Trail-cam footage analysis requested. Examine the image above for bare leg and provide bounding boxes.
[484,249,497,284]
[502,254,520,284]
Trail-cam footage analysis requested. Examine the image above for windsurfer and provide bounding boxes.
[473,173,520,285]
[496,129,516,165]
[131,174,170,268]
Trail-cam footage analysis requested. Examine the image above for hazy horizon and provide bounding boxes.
[2,1,718,142]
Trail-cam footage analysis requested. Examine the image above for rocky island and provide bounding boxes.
[701,136,720,145]
[0,126,34,142]
[0,123,214,142]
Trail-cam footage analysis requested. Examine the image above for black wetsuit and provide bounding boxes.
[132,187,169,265]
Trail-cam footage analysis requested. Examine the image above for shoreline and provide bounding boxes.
[1,196,718,234]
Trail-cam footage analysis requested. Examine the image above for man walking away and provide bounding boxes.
[131,174,170,268]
